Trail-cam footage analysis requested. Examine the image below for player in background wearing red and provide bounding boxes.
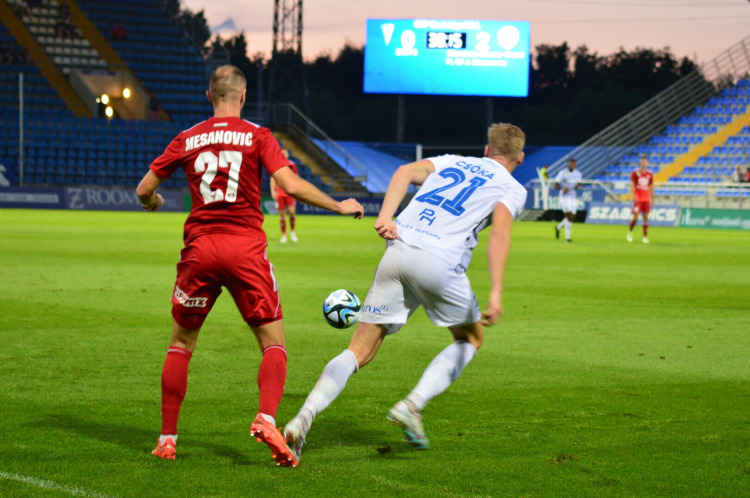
[136,65,364,467]
[269,149,299,243]
[627,155,654,244]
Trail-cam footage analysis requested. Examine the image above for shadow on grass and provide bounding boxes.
[303,415,417,461]
[30,413,252,465]
[30,412,410,465]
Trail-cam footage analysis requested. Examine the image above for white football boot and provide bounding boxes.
[387,400,430,450]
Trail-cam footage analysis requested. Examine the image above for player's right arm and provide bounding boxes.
[481,201,513,326]
[138,135,183,211]
[648,174,654,200]
[272,166,364,218]
[374,159,435,240]
[136,170,165,211]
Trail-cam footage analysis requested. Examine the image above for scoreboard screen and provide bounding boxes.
[364,19,530,97]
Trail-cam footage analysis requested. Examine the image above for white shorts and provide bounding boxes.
[359,239,481,334]
[559,196,577,214]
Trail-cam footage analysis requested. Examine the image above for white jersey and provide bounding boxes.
[394,154,527,272]
[554,168,582,199]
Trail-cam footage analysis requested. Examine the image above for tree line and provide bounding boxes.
[232,40,697,146]
[166,3,698,146]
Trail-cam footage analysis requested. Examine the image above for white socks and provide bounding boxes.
[260,413,275,426]
[159,434,177,444]
[557,219,572,240]
[295,349,359,428]
[292,341,478,431]
[406,340,477,412]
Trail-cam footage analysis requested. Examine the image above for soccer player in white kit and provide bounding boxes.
[554,158,582,242]
[283,123,528,460]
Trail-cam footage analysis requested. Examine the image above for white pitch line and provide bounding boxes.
[0,471,117,498]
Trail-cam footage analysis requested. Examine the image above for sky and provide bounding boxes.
[182,0,750,66]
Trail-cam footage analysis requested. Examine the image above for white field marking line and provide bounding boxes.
[0,471,118,498]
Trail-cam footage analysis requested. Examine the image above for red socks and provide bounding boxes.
[159,345,287,434]
[289,214,295,231]
[257,345,287,419]
[629,219,636,231]
[160,347,192,435]
[280,217,286,235]
[643,223,649,237]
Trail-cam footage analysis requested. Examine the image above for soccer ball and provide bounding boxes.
[322,289,361,329]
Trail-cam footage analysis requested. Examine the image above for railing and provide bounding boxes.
[650,182,750,209]
[243,103,369,193]
[544,34,750,182]
[527,179,750,210]
[526,178,616,211]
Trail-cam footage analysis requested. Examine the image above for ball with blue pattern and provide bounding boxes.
[323,289,362,329]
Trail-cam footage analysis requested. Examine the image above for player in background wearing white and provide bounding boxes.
[553,158,582,243]
[553,158,582,242]
[283,123,528,461]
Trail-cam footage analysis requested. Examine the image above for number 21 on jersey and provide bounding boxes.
[414,167,486,216]
[194,150,243,204]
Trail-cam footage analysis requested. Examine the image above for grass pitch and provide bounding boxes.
[0,209,748,497]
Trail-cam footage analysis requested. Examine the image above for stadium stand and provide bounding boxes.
[593,78,750,202]
[0,0,330,192]
[76,0,211,123]
[2,1,748,205]
[313,140,406,193]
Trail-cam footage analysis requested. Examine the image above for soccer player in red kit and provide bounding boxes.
[627,155,654,244]
[136,65,364,467]
[269,150,299,243]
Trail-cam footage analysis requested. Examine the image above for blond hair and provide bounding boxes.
[208,65,246,102]
[487,123,525,161]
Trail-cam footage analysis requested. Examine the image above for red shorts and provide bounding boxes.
[171,234,282,329]
[632,200,650,215]
[276,193,296,212]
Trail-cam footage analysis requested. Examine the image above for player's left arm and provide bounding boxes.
[269,176,278,200]
[482,201,514,326]
[136,170,165,211]
[273,166,363,218]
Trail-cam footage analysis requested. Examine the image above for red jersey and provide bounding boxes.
[275,162,299,198]
[631,169,653,202]
[150,117,293,243]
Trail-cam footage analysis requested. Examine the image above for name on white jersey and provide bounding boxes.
[185,131,254,152]
[456,160,495,179]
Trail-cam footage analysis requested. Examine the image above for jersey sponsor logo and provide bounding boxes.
[395,218,441,240]
[173,285,208,308]
[185,131,253,152]
[363,304,389,314]
[418,208,436,225]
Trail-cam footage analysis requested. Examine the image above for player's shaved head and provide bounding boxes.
[487,123,525,161]
[209,65,246,102]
